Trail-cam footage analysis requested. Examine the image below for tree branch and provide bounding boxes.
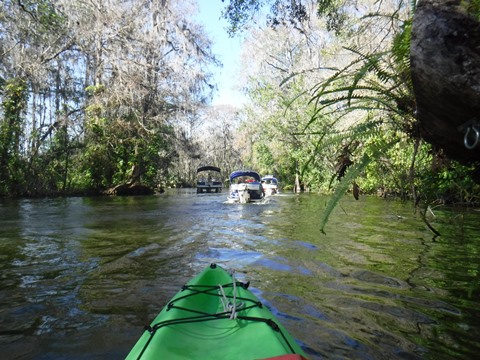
[17,0,37,21]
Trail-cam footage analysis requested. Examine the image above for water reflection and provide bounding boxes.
[0,192,479,359]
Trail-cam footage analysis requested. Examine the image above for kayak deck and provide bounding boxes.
[126,263,307,359]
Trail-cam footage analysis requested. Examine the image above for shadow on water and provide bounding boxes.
[0,191,479,359]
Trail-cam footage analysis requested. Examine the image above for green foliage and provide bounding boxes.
[222,0,266,36]
[418,158,480,204]
[80,142,113,190]
[0,0,224,197]
[309,46,415,131]
[303,14,417,193]
[253,143,275,174]
[358,129,415,196]
[240,71,329,190]
[0,78,29,196]
[1,0,478,207]
[316,0,349,34]
[463,0,480,20]
[18,0,66,31]
[222,0,351,36]
[392,19,412,75]
[85,85,106,97]
[72,102,176,193]
[1,78,29,116]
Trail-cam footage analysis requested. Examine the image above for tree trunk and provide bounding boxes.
[410,0,480,165]
[105,183,154,196]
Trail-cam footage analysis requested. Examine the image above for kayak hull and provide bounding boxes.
[126,264,306,359]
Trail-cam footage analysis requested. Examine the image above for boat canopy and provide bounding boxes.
[197,166,221,173]
[261,176,278,184]
[229,170,261,182]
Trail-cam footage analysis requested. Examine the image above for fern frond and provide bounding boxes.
[296,118,384,179]
[318,132,404,234]
[343,47,394,83]
[309,55,367,97]
[320,119,384,151]
[313,94,405,116]
[319,152,372,234]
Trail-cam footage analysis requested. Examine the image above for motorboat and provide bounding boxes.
[228,170,264,203]
[261,175,279,195]
[196,166,222,193]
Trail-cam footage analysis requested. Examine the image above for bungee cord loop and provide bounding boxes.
[218,269,244,319]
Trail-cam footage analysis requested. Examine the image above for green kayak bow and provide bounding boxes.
[126,263,308,360]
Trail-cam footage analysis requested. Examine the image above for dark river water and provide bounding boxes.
[1,191,479,359]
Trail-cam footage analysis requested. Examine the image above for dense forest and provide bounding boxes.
[1,1,479,210]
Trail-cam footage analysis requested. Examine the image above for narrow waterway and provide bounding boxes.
[0,191,479,359]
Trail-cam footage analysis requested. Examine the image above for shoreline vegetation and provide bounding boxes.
[1,1,479,217]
